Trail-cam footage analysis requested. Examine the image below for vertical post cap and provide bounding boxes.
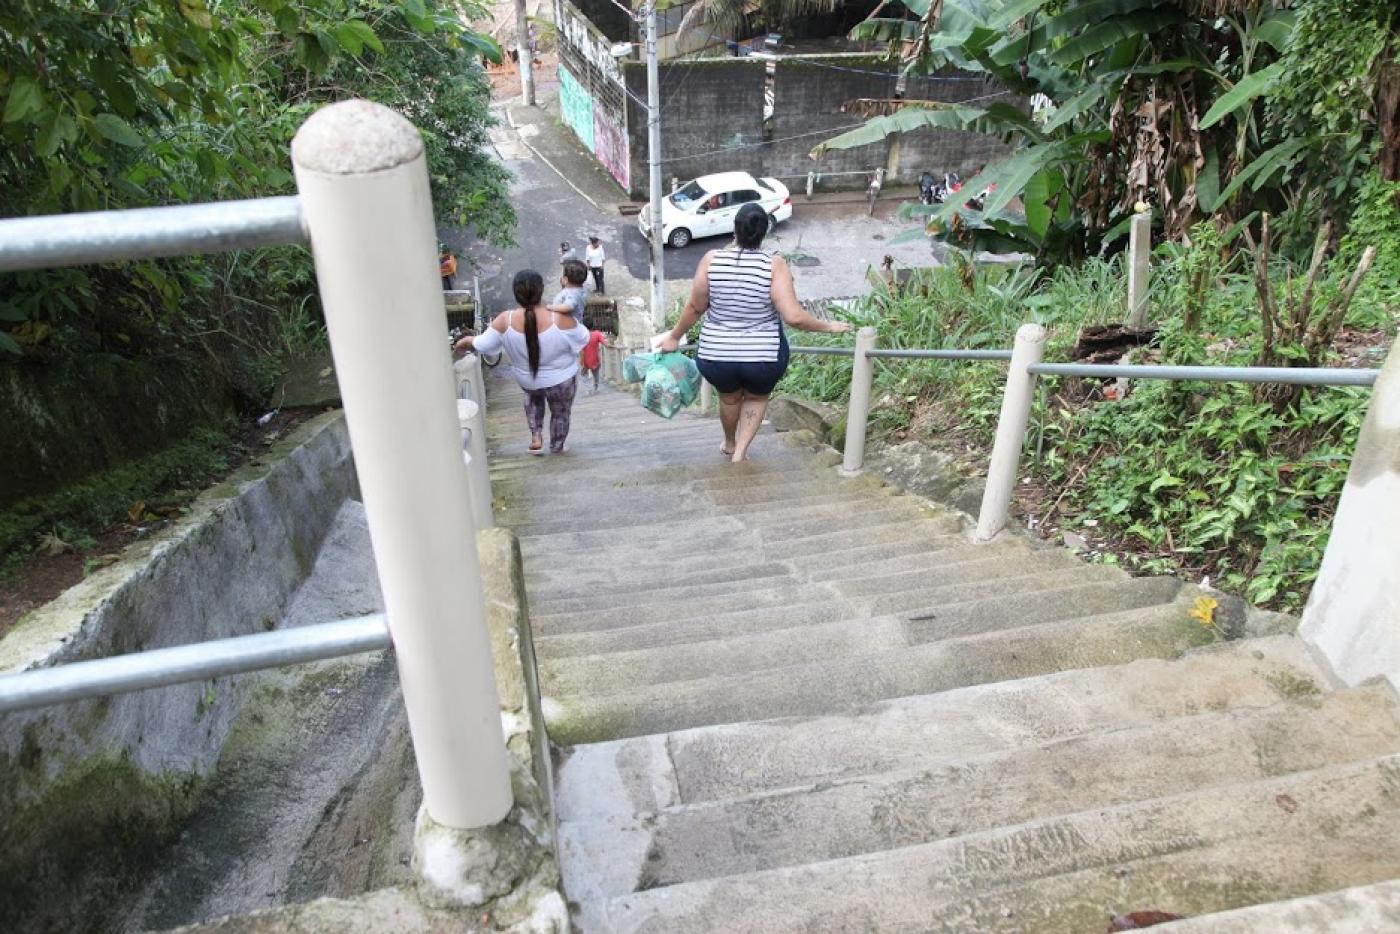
[1015,322,1047,345]
[292,100,423,175]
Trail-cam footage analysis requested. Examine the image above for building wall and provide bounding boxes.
[556,0,631,191]
[765,56,896,181]
[623,58,768,197]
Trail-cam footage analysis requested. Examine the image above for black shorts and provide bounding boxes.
[697,333,790,396]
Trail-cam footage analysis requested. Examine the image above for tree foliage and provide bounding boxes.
[816,0,1397,267]
[0,0,508,370]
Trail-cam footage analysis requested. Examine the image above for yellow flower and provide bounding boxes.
[1188,595,1219,627]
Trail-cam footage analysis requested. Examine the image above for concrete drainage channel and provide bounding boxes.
[0,413,564,933]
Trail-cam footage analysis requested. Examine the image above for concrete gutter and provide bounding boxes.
[0,412,356,926]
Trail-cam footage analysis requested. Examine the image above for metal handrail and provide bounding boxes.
[0,196,306,272]
[871,348,1013,361]
[1029,362,1378,387]
[0,614,390,714]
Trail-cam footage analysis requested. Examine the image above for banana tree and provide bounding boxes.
[812,0,1299,263]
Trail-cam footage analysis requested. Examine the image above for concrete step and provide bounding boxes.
[774,516,967,557]
[1154,879,1400,932]
[536,599,861,660]
[517,509,963,561]
[529,536,1033,605]
[559,686,1400,901]
[533,581,842,636]
[830,549,1086,598]
[857,563,1145,615]
[531,564,800,617]
[541,615,909,694]
[543,596,1211,744]
[538,575,1185,693]
[553,635,1331,819]
[514,494,928,539]
[529,558,810,602]
[600,754,1400,933]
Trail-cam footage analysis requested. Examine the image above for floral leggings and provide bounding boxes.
[523,376,577,453]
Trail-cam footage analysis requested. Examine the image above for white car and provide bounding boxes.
[639,171,792,249]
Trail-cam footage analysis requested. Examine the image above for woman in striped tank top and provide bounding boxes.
[660,203,850,462]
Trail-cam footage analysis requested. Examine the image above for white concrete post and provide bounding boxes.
[292,100,512,829]
[455,357,494,530]
[976,323,1047,541]
[840,326,878,475]
[1127,211,1151,329]
[699,378,712,416]
[1299,334,1400,690]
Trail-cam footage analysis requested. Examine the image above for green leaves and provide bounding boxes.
[334,20,384,56]
[4,77,43,124]
[1200,62,1283,129]
[94,113,144,147]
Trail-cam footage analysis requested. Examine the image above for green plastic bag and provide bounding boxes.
[622,352,653,383]
[639,352,701,419]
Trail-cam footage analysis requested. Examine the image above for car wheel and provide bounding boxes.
[668,228,692,249]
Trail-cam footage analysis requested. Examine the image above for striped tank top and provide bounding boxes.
[699,248,781,362]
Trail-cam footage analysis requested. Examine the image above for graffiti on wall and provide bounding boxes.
[558,66,595,151]
[593,108,630,191]
[555,0,623,85]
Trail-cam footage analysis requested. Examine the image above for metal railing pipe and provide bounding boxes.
[868,348,1013,361]
[840,326,878,475]
[455,365,494,530]
[293,100,512,830]
[1029,362,1378,387]
[976,323,1047,541]
[0,197,306,272]
[0,615,389,714]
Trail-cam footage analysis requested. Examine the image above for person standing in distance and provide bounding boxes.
[658,203,850,463]
[585,236,606,294]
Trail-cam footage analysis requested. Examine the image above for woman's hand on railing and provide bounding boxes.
[452,334,475,359]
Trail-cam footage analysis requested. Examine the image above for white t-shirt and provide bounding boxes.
[585,244,605,268]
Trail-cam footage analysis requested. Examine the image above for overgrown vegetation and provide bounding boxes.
[786,239,1392,612]
[783,0,1400,612]
[1,0,508,377]
[1,1,510,563]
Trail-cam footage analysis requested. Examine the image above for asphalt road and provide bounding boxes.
[448,121,943,318]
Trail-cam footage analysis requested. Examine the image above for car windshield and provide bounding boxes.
[669,181,707,208]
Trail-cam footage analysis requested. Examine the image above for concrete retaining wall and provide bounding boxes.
[612,55,1018,199]
[0,412,356,926]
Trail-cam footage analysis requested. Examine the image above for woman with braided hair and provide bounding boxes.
[454,269,589,455]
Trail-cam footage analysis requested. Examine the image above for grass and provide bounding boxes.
[784,243,1397,613]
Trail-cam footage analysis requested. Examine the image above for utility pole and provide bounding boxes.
[514,0,535,106]
[644,2,666,332]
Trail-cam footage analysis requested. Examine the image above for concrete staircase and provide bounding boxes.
[484,372,1400,932]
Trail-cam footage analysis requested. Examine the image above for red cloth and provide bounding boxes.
[580,330,605,369]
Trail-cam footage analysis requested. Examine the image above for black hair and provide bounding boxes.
[561,258,588,286]
[559,241,570,251]
[734,202,769,249]
[513,269,545,376]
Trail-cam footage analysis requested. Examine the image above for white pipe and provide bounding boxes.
[292,100,512,830]
[1299,333,1400,690]
[840,326,877,475]
[976,323,1047,541]
[456,394,494,530]
[1127,211,1151,329]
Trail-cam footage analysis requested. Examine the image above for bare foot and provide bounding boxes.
[720,444,735,457]
[528,435,544,455]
